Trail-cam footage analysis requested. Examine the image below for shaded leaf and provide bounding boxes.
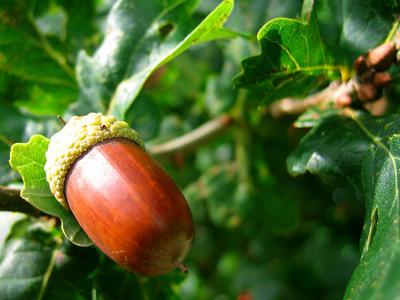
[0,214,60,300]
[43,241,99,300]
[185,163,243,228]
[288,112,400,299]
[294,107,341,128]
[0,100,61,184]
[340,0,396,57]
[0,140,18,184]
[55,0,97,60]
[93,256,185,300]
[0,1,78,115]
[9,134,92,247]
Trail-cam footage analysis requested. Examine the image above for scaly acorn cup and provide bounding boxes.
[45,113,194,276]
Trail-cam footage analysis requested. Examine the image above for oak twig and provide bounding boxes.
[149,114,235,158]
[269,80,355,118]
[268,30,400,119]
[0,186,41,217]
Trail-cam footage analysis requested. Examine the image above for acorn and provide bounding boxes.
[44,113,194,276]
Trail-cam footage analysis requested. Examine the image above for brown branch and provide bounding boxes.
[268,36,400,119]
[0,186,41,217]
[149,114,235,158]
[268,80,355,118]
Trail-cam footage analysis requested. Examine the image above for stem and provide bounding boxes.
[149,114,235,158]
[268,80,355,118]
[234,90,254,194]
[385,16,400,43]
[138,277,150,300]
[57,115,67,126]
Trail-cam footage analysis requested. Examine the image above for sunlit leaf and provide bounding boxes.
[9,135,92,246]
[76,0,235,119]
[235,12,341,105]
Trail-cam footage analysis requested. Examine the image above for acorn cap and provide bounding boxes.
[45,113,144,208]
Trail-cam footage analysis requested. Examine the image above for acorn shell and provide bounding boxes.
[65,138,194,275]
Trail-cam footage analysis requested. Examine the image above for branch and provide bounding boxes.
[269,80,355,118]
[0,186,41,217]
[269,37,399,119]
[149,114,235,158]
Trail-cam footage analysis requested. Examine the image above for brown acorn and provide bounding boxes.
[367,42,396,71]
[45,113,194,276]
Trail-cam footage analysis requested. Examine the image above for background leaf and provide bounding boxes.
[75,0,235,119]
[0,0,79,115]
[340,0,397,58]
[0,213,60,300]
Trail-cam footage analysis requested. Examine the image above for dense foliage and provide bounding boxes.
[1,0,400,299]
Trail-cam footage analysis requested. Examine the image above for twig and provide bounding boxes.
[268,80,355,118]
[0,186,41,217]
[268,30,400,119]
[149,114,235,158]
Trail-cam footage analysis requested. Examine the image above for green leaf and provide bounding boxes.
[294,107,341,128]
[288,113,370,192]
[54,0,97,60]
[76,0,235,119]
[0,214,60,300]
[9,135,92,247]
[43,242,100,300]
[93,257,185,300]
[185,163,243,228]
[341,0,396,56]
[287,112,400,299]
[234,12,341,106]
[0,1,78,115]
[0,140,18,185]
[0,100,61,184]
[0,212,28,248]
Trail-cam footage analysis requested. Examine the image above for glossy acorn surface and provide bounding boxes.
[65,138,194,276]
